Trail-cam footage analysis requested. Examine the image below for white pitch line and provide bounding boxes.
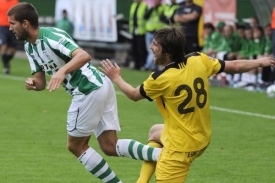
[1,74,275,120]
[0,74,26,81]
[210,106,275,120]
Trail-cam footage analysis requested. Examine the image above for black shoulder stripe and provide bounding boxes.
[151,70,164,80]
[151,62,179,80]
[140,84,153,101]
[183,52,200,65]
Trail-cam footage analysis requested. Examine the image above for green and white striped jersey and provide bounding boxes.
[24,27,105,96]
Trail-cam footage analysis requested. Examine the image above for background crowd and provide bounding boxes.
[128,0,275,92]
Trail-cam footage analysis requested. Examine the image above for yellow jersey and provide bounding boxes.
[140,52,225,152]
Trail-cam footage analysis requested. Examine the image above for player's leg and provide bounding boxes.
[5,29,17,74]
[95,77,161,161]
[97,130,161,161]
[136,124,164,183]
[67,89,122,183]
[0,27,16,74]
[0,26,8,74]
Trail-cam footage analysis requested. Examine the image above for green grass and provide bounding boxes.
[0,57,275,183]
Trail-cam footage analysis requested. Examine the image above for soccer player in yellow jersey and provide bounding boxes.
[100,25,275,182]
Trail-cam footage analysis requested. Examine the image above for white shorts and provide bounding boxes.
[67,77,121,137]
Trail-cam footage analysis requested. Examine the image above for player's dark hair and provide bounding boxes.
[7,2,39,29]
[153,25,186,63]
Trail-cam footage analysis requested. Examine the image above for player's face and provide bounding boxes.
[8,15,28,41]
[150,39,166,65]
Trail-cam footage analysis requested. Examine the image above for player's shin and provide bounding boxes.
[136,141,163,183]
[116,139,162,161]
[78,147,123,183]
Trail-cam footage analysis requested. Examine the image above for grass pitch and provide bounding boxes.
[0,57,274,183]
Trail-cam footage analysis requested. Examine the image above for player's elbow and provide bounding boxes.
[83,52,92,62]
[131,93,143,102]
[129,95,139,102]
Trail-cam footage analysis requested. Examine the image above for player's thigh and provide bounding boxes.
[155,147,192,183]
[67,77,118,137]
[93,77,121,138]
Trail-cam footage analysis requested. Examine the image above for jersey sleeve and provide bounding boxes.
[24,43,43,75]
[44,28,79,58]
[200,52,225,77]
[140,73,168,101]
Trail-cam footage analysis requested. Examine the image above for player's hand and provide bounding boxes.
[99,59,121,81]
[259,57,275,68]
[25,78,36,90]
[47,71,66,92]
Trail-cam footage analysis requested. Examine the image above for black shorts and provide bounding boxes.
[0,26,17,47]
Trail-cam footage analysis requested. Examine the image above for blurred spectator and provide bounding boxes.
[235,22,246,40]
[55,9,74,38]
[272,7,275,58]
[216,21,226,33]
[202,21,225,57]
[0,0,18,74]
[129,0,148,70]
[143,0,166,71]
[216,25,243,85]
[261,23,274,86]
[249,16,260,29]
[174,0,202,54]
[211,21,226,55]
[252,26,265,58]
[201,22,215,56]
[245,26,265,88]
[263,23,272,56]
[216,25,242,61]
[159,0,179,25]
[237,25,254,60]
[231,23,246,82]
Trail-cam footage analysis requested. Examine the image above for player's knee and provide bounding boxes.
[67,142,88,157]
[97,130,118,156]
[148,124,163,141]
[67,143,78,155]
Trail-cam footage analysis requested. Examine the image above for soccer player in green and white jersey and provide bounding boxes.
[7,3,161,183]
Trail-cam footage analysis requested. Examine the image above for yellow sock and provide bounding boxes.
[136,141,163,183]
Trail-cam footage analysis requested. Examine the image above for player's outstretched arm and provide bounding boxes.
[100,59,144,101]
[224,56,275,74]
